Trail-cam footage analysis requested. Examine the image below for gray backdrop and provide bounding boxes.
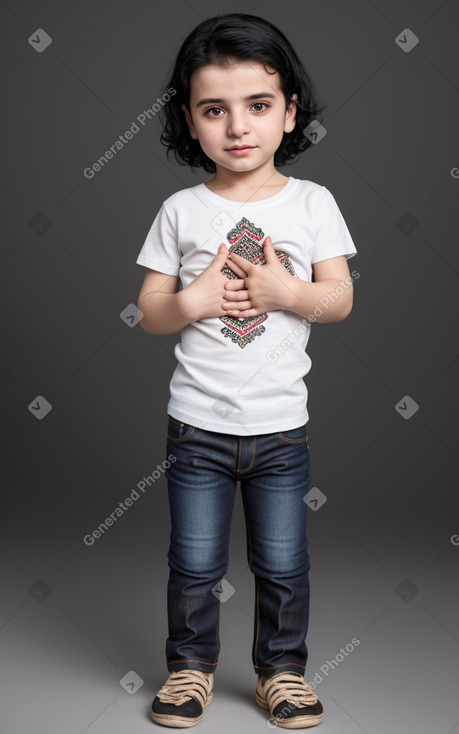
[1,0,458,732]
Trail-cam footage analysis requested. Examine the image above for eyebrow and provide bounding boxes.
[195,92,277,109]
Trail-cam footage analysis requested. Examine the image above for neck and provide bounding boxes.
[209,161,285,195]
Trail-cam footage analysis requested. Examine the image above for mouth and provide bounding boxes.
[226,145,255,151]
[225,145,256,156]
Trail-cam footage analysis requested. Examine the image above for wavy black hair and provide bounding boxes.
[158,13,327,173]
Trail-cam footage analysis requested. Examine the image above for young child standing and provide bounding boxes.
[136,13,357,729]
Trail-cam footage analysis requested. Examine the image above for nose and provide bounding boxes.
[227,109,250,138]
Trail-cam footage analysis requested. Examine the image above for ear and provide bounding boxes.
[181,103,199,140]
[283,93,297,134]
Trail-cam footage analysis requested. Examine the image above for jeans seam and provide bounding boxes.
[169,658,218,666]
[246,518,260,668]
[167,427,195,442]
[277,433,308,444]
[236,436,257,474]
[254,575,260,668]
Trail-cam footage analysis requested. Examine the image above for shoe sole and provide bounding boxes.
[256,692,323,729]
[151,692,213,728]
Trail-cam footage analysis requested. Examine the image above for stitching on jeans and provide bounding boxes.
[169,658,218,666]
[167,415,195,442]
[167,426,195,442]
[242,495,259,666]
[214,608,220,651]
[254,575,260,667]
[248,524,260,668]
[168,415,183,425]
[277,432,308,444]
[236,437,257,474]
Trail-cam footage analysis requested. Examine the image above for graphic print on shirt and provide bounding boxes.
[219,217,297,348]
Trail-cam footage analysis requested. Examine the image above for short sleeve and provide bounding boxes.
[311,187,357,264]
[136,202,181,275]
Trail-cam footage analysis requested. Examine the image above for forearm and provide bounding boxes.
[285,276,354,323]
[138,290,193,335]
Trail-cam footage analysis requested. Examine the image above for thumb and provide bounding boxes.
[214,242,228,263]
[262,236,276,262]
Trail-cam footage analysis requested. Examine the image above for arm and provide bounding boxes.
[285,255,354,323]
[137,269,190,335]
[137,243,232,335]
[223,239,354,323]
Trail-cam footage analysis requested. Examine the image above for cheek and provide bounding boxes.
[259,118,286,143]
[194,122,221,141]
[259,110,285,130]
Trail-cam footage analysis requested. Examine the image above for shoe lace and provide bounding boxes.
[157,670,212,707]
[263,673,317,710]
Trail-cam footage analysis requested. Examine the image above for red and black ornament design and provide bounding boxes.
[219,217,296,348]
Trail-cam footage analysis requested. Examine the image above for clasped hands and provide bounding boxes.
[221,236,297,318]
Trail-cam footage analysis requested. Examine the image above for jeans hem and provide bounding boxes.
[168,660,217,674]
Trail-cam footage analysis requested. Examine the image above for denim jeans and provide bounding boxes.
[164,414,312,679]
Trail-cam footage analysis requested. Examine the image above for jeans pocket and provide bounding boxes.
[167,414,196,442]
[277,424,309,444]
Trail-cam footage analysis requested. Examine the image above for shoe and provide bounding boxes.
[151,669,213,728]
[256,671,323,729]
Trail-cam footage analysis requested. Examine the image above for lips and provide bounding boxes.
[227,146,254,150]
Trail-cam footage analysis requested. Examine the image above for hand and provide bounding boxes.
[222,237,296,317]
[181,243,243,321]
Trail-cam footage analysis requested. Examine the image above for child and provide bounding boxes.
[136,12,357,729]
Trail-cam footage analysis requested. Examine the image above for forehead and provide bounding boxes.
[189,60,283,100]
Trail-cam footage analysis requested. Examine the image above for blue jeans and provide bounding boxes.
[164,414,312,678]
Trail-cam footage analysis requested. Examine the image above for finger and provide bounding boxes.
[223,289,249,303]
[222,299,252,311]
[225,259,248,278]
[224,278,247,290]
[226,307,256,319]
[227,251,251,269]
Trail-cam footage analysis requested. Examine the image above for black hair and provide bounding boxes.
[158,13,326,173]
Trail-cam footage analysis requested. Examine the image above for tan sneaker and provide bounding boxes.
[151,670,213,728]
[256,672,323,728]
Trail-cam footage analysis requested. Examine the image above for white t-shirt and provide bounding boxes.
[136,176,357,435]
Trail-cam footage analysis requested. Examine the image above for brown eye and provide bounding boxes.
[206,107,224,117]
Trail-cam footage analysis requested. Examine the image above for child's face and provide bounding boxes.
[181,60,297,175]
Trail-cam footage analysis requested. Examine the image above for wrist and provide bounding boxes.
[177,287,198,325]
[282,276,302,313]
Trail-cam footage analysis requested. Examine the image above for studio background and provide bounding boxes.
[1,1,458,732]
